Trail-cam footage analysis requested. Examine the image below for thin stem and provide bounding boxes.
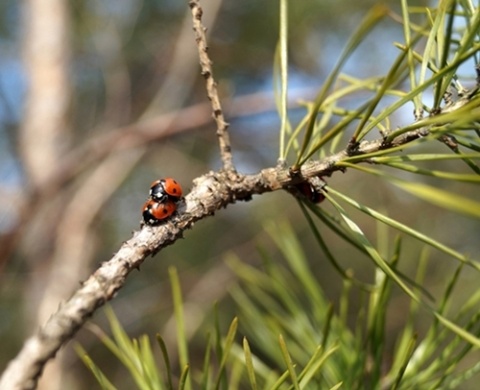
[279,0,288,161]
[189,0,235,172]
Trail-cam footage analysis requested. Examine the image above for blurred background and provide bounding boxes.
[3,0,479,389]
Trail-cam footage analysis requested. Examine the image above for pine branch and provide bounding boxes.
[1,88,478,388]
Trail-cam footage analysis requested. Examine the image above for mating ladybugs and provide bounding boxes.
[142,178,183,225]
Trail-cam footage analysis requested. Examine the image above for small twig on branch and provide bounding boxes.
[189,0,235,172]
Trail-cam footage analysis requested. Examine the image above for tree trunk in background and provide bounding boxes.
[20,0,71,187]
[20,0,73,389]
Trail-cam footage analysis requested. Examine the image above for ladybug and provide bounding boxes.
[291,177,327,203]
[295,182,325,203]
[149,178,183,203]
[142,199,177,225]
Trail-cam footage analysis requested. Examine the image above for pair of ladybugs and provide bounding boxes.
[142,178,183,225]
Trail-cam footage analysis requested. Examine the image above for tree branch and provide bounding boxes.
[3,14,479,385]
[0,88,317,272]
[0,118,444,389]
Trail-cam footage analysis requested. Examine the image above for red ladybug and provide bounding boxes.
[142,199,177,225]
[291,177,327,203]
[149,178,183,203]
[295,182,325,203]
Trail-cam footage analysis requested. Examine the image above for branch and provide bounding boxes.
[0,120,437,389]
[0,88,317,272]
[3,39,479,389]
[2,73,479,387]
[189,0,234,172]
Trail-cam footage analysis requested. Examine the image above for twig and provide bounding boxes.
[189,0,235,172]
